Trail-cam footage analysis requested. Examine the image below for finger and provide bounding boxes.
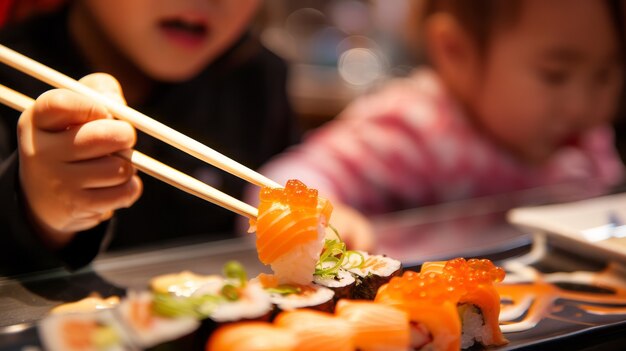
[30,118,136,162]
[61,156,136,189]
[73,175,143,216]
[31,89,112,132]
[79,73,127,105]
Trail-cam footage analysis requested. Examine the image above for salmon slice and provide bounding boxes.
[274,309,354,351]
[206,322,297,351]
[335,299,410,351]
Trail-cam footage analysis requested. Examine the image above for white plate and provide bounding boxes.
[507,192,626,263]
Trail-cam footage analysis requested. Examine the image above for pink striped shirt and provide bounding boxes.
[259,69,625,214]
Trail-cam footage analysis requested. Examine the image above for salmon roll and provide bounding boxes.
[251,179,333,285]
[421,258,508,348]
[335,299,411,351]
[38,309,133,351]
[375,271,463,351]
[116,291,200,349]
[206,322,298,351]
[274,309,354,351]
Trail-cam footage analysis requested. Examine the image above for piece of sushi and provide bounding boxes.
[150,270,223,298]
[344,251,402,300]
[205,321,298,351]
[273,309,354,351]
[313,266,356,303]
[49,295,120,315]
[150,262,273,324]
[38,309,133,351]
[116,290,200,350]
[334,299,411,351]
[250,179,333,285]
[150,263,274,349]
[375,270,462,351]
[264,280,335,315]
[421,258,508,348]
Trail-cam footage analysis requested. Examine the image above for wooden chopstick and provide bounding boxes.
[0,44,281,189]
[0,84,259,219]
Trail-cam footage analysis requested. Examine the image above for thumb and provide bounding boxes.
[79,73,127,106]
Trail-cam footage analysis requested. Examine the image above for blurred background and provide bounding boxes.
[256,0,419,130]
[1,0,625,161]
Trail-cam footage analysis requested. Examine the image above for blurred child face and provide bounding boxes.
[468,0,623,164]
[78,0,260,81]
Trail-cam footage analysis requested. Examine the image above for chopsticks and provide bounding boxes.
[0,44,281,189]
[0,83,259,219]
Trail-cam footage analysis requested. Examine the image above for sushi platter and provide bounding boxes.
[1,186,626,350]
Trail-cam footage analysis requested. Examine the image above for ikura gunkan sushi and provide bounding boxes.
[250,179,333,285]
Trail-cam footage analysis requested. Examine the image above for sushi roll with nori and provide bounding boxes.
[115,291,200,349]
[375,270,464,351]
[421,258,508,348]
[150,262,273,324]
[344,251,402,299]
[38,309,132,351]
[206,322,298,351]
[266,282,335,314]
[274,309,354,351]
[335,299,411,351]
[313,267,356,302]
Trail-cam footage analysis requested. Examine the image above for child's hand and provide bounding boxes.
[328,203,375,252]
[17,73,143,248]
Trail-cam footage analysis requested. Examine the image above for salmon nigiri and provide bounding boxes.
[251,179,333,285]
[274,309,354,351]
[421,258,508,348]
[335,299,411,351]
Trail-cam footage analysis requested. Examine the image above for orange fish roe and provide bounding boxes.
[378,270,463,304]
[259,179,319,212]
[440,258,505,288]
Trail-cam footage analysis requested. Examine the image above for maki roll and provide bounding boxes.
[38,309,132,351]
[313,239,359,302]
[116,291,200,349]
[273,309,354,351]
[206,322,298,351]
[257,273,336,315]
[375,270,462,351]
[313,266,356,303]
[150,262,273,324]
[250,179,333,285]
[345,251,402,300]
[421,258,508,348]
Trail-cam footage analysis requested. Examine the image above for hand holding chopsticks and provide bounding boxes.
[0,83,259,220]
[0,43,275,222]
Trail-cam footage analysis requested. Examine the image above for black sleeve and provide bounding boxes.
[0,152,111,277]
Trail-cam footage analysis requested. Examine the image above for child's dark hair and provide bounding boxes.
[411,0,624,57]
